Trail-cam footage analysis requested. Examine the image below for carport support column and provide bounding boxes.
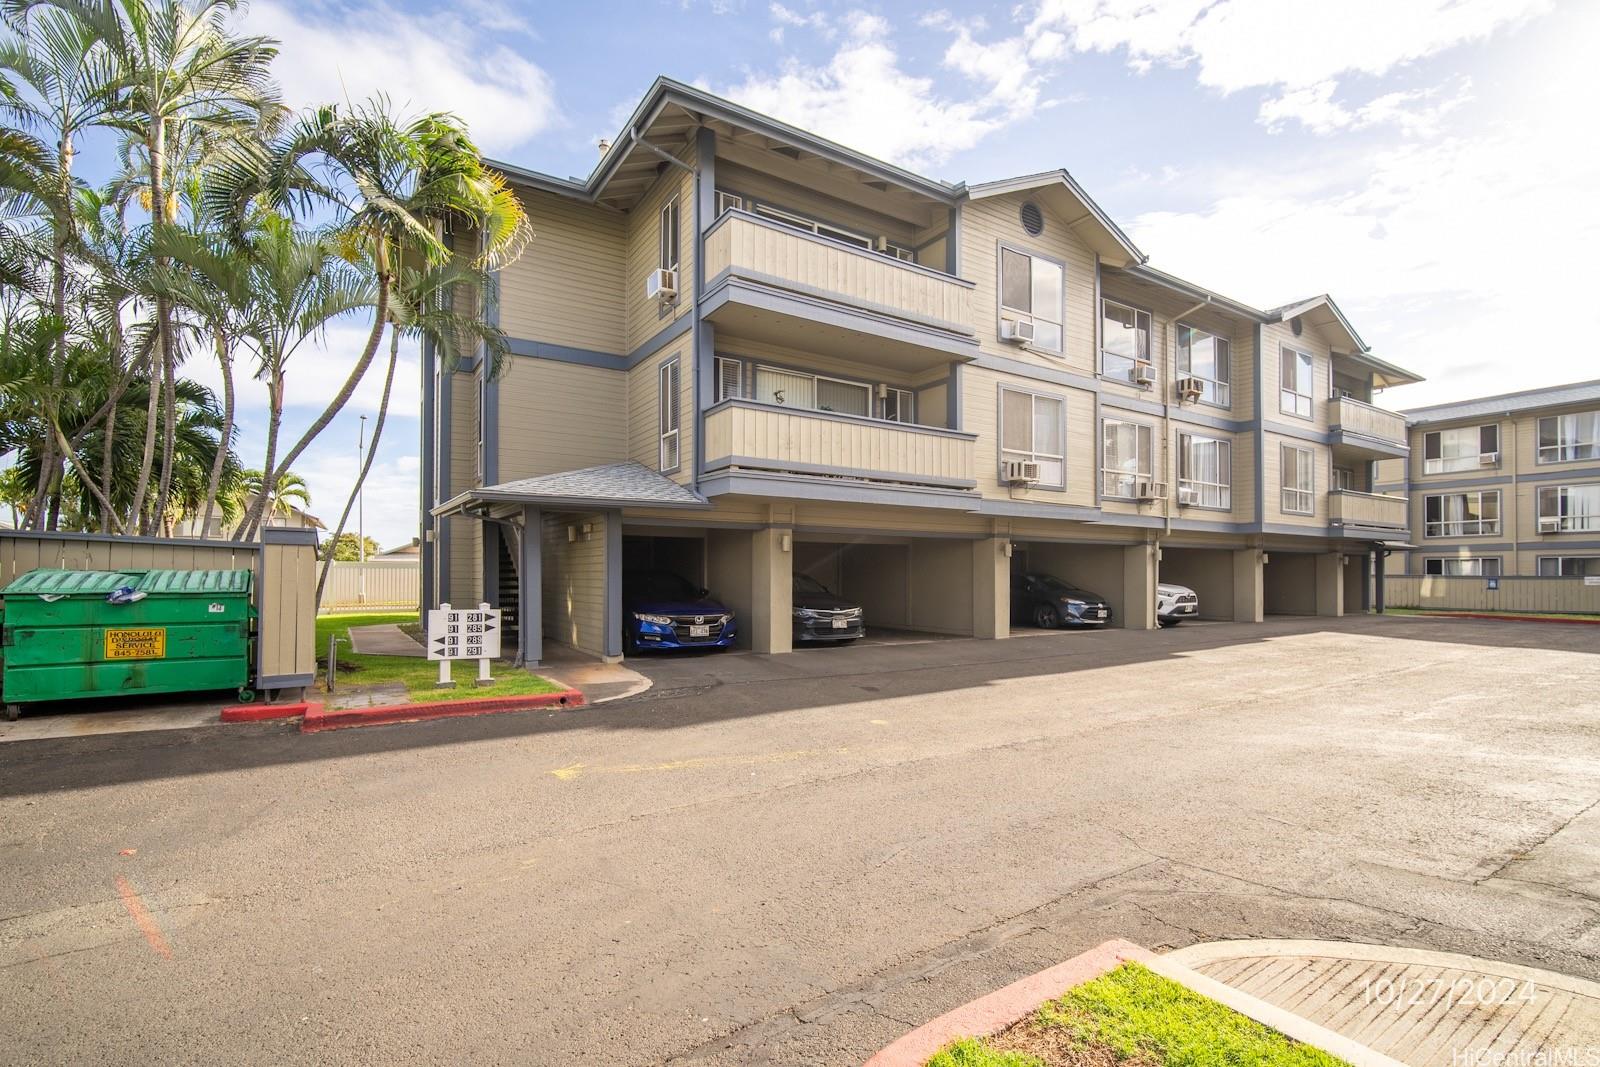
[751,526,792,654]
[1316,552,1345,618]
[1121,542,1157,630]
[518,506,542,667]
[1233,548,1264,623]
[973,536,1010,639]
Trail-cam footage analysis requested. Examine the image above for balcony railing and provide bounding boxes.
[702,400,977,491]
[1329,396,1407,447]
[701,210,973,333]
[1329,489,1409,530]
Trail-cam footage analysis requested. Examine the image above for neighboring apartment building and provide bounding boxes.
[1377,380,1600,578]
[425,78,1423,663]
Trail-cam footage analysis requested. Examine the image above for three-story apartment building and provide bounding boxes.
[426,78,1422,663]
[1378,380,1600,578]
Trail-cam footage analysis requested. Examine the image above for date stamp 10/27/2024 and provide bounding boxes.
[1364,974,1541,1013]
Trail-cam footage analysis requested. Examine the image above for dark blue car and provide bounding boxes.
[623,569,737,653]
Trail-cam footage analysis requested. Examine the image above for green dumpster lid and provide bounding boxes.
[1,567,252,596]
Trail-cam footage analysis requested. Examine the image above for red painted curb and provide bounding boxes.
[1418,612,1600,625]
[863,939,1153,1067]
[300,689,584,733]
[220,701,316,723]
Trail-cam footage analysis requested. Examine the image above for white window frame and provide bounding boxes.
[1179,433,1232,509]
[754,203,873,249]
[1280,444,1315,515]
[1175,324,1231,407]
[659,195,680,274]
[714,356,743,402]
[715,190,743,216]
[881,387,914,423]
[1538,555,1599,577]
[1279,345,1314,420]
[658,356,681,472]
[814,373,872,416]
[1537,483,1600,533]
[1424,557,1501,577]
[1423,489,1501,538]
[1100,418,1155,499]
[1537,412,1600,464]
[1100,297,1152,383]
[752,364,891,421]
[999,243,1066,355]
[999,385,1067,490]
[1423,424,1500,474]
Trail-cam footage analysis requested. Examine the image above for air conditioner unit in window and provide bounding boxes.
[1479,451,1500,466]
[1000,319,1036,345]
[645,268,678,301]
[1133,361,1156,387]
[1176,377,1204,402]
[1539,517,1562,533]
[1002,459,1041,486]
[1135,480,1166,501]
[1177,485,1199,505]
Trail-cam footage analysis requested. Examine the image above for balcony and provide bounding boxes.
[1328,396,1409,458]
[700,210,977,371]
[702,400,978,502]
[1329,489,1409,533]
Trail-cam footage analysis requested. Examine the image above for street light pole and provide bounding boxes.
[358,414,367,603]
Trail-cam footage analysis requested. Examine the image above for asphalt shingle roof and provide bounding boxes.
[1402,379,1600,425]
[472,461,707,509]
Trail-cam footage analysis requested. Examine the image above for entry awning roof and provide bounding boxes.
[433,461,709,517]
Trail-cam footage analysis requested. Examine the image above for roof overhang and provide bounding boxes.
[1109,263,1268,323]
[1270,295,1423,389]
[432,462,710,519]
[962,171,1146,268]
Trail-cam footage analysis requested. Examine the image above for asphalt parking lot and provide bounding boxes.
[3,614,1597,1065]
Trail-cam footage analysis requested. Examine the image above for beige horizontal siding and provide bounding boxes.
[540,510,608,656]
[1262,432,1330,525]
[625,148,696,354]
[628,347,694,485]
[1261,320,1332,431]
[498,190,626,354]
[497,358,628,481]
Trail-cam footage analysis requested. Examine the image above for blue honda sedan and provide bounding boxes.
[623,569,737,653]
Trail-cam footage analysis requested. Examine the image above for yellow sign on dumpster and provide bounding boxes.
[105,627,166,660]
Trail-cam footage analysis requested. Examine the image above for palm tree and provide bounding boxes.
[213,97,529,541]
[234,467,307,529]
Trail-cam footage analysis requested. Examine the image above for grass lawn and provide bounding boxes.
[315,612,564,704]
[927,963,1348,1067]
[1386,607,1599,622]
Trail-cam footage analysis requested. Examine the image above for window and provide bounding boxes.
[754,204,873,249]
[1280,346,1315,419]
[1539,556,1599,577]
[1101,418,1154,498]
[881,387,914,423]
[1332,467,1355,491]
[753,366,871,418]
[658,357,680,471]
[659,196,680,273]
[999,246,1064,353]
[1280,444,1315,514]
[1537,483,1600,533]
[1424,490,1501,537]
[1000,387,1065,488]
[1537,411,1600,463]
[715,190,743,216]
[1176,326,1230,406]
[1100,299,1151,383]
[881,242,916,263]
[715,357,743,402]
[1179,434,1232,508]
[1424,557,1501,577]
[1423,424,1500,473]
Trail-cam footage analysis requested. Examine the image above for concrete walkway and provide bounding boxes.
[346,623,426,657]
[1167,940,1600,1065]
[538,643,651,705]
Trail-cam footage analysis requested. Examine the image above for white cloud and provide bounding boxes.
[1028,0,1551,133]
[242,0,559,155]
[294,449,421,552]
[1258,78,1474,136]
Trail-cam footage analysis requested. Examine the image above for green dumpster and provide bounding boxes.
[0,568,254,718]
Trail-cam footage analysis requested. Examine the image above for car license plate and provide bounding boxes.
[689,624,710,638]
[105,627,165,659]
[831,618,848,629]
[1095,608,1106,618]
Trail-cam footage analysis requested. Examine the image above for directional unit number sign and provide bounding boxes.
[426,606,502,661]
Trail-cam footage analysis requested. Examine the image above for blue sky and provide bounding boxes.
[74,0,1599,548]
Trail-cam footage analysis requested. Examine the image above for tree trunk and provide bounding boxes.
[128,342,162,532]
[199,327,235,538]
[235,368,284,542]
[150,118,178,535]
[314,322,395,608]
[51,424,120,534]
[257,283,391,536]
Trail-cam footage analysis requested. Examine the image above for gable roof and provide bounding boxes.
[1403,379,1600,425]
[433,461,708,517]
[1267,294,1423,389]
[961,171,1145,267]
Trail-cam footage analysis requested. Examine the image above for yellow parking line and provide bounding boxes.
[549,747,848,781]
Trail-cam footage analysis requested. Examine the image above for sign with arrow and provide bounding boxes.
[426,603,502,662]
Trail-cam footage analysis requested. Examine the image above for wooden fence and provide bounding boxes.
[1385,575,1600,614]
[317,560,420,613]
[0,528,319,692]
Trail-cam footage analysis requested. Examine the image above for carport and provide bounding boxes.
[792,535,978,641]
[1008,539,1158,630]
[1263,549,1347,617]
[1158,545,1264,622]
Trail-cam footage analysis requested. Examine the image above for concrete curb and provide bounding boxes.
[1418,611,1600,625]
[220,702,318,724]
[299,689,583,733]
[862,939,1150,1067]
